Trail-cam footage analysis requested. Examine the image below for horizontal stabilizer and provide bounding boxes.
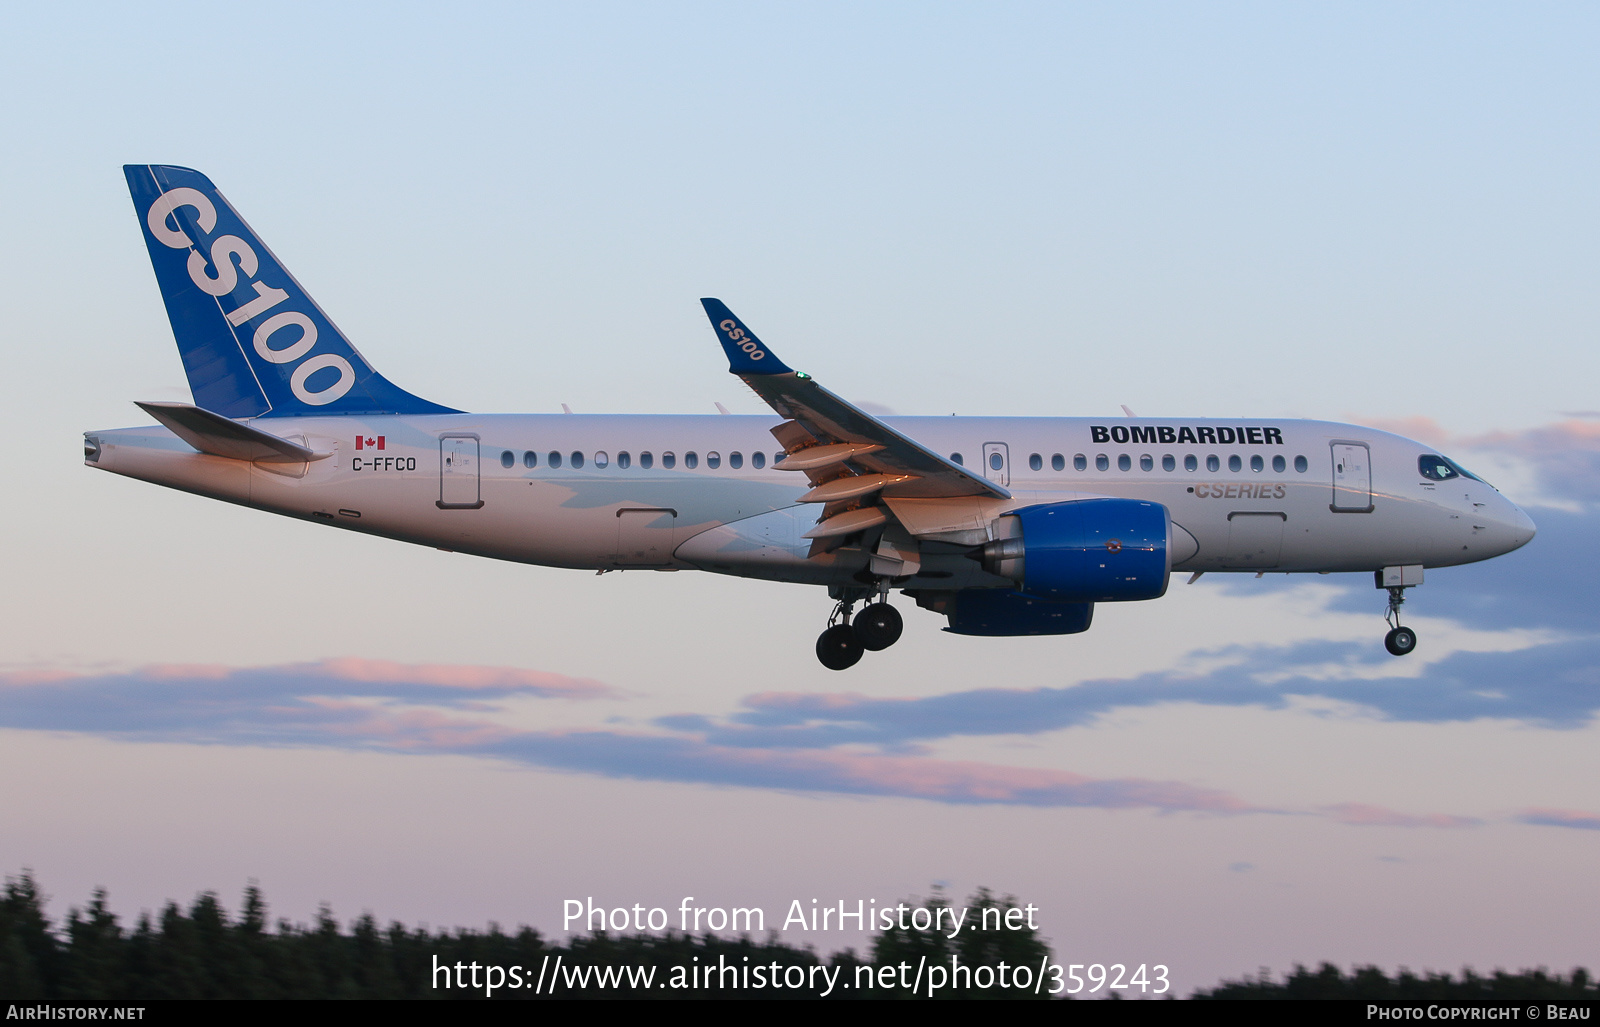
[135,401,322,463]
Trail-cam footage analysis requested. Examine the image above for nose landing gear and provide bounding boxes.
[815,585,904,670]
[1378,565,1423,657]
[1384,621,1417,656]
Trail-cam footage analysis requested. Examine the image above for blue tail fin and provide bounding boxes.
[124,165,458,418]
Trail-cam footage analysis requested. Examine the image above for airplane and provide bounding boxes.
[85,165,1537,670]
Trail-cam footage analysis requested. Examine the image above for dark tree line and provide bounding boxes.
[0,873,1050,999]
[1193,962,1598,1000]
[4,872,1593,1000]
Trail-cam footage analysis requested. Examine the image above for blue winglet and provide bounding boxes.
[700,298,795,375]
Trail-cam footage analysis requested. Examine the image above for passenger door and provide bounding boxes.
[1331,442,1373,512]
[438,435,483,509]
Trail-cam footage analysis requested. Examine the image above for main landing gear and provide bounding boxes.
[815,587,904,670]
[1378,565,1423,657]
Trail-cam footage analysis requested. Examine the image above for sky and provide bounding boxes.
[1,0,1598,997]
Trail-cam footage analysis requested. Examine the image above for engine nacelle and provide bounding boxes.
[974,498,1171,602]
[939,590,1094,636]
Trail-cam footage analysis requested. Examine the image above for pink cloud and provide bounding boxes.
[738,748,1260,811]
[1464,420,1600,454]
[0,659,613,701]
[741,690,880,712]
[1318,803,1481,829]
[1360,416,1600,454]
[303,657,611,697]
[1515,807,1600,831]
[1361,416,1453,446]
[484,729,1270,813]
[0,660,1581,829]
[131,663,235,680]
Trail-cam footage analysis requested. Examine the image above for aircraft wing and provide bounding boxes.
[700,299,1010,525]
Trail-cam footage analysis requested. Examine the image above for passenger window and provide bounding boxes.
[500,450,514,469]
[1184,455,1197,471]
[706,452,720,469]
[685,452,698,469]
[617,451,631,469]
[1229,455,1242,472]
[1419,455,1461,481]
[548,451,562,469]
[1206,455,1219,472]
[663,452,676,469]
[1118,454,1132,471]
[640,451,654,469]
[1140,454,1153,471]
[1272,455,1286,473]
[1294,455,1307,473]
[752,451,765,469]
[1096,454,1109,471]
[988,452,1003,471]
[729,452,743,469]
[571,451,585,469]
[775,452,785,466]
[1250,455,1263,472]
[1072,454,1086,471]
[594,451,609,469]
[951,453,964,465]
[1053,454,1066,471]
[1029,453,1042,471]
[523,450,537,468]
[1162,455,1175,471]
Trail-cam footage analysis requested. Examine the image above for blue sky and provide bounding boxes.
[1,1,1598,995]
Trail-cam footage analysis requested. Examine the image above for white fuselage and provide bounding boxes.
[85,413,1535,592]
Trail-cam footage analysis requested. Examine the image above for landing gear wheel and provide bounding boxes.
[853,603,903,651]
[1384,626,1417,657]
[816,624,864,670]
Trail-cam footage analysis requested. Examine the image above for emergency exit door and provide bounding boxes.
[982,442,1010,487]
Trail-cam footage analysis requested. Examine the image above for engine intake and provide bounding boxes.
[972,498,1171,602]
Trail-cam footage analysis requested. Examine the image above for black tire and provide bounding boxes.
[853,602,904,651]
[1384,626,1417,656]
[816,624,864,670]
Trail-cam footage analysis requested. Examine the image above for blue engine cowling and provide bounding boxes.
[941,590,1094,636]
[974,498,1171,602]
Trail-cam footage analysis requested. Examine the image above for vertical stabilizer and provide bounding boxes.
[124,165,457,418]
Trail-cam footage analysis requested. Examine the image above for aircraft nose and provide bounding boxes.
[1484,496,1536,556]
[1508,502,1537,550]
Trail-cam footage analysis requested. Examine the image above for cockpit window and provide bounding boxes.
[1419,455,1458,481]
[1419,454,1486,484]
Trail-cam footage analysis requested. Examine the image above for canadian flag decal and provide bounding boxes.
[355,435,386,450]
